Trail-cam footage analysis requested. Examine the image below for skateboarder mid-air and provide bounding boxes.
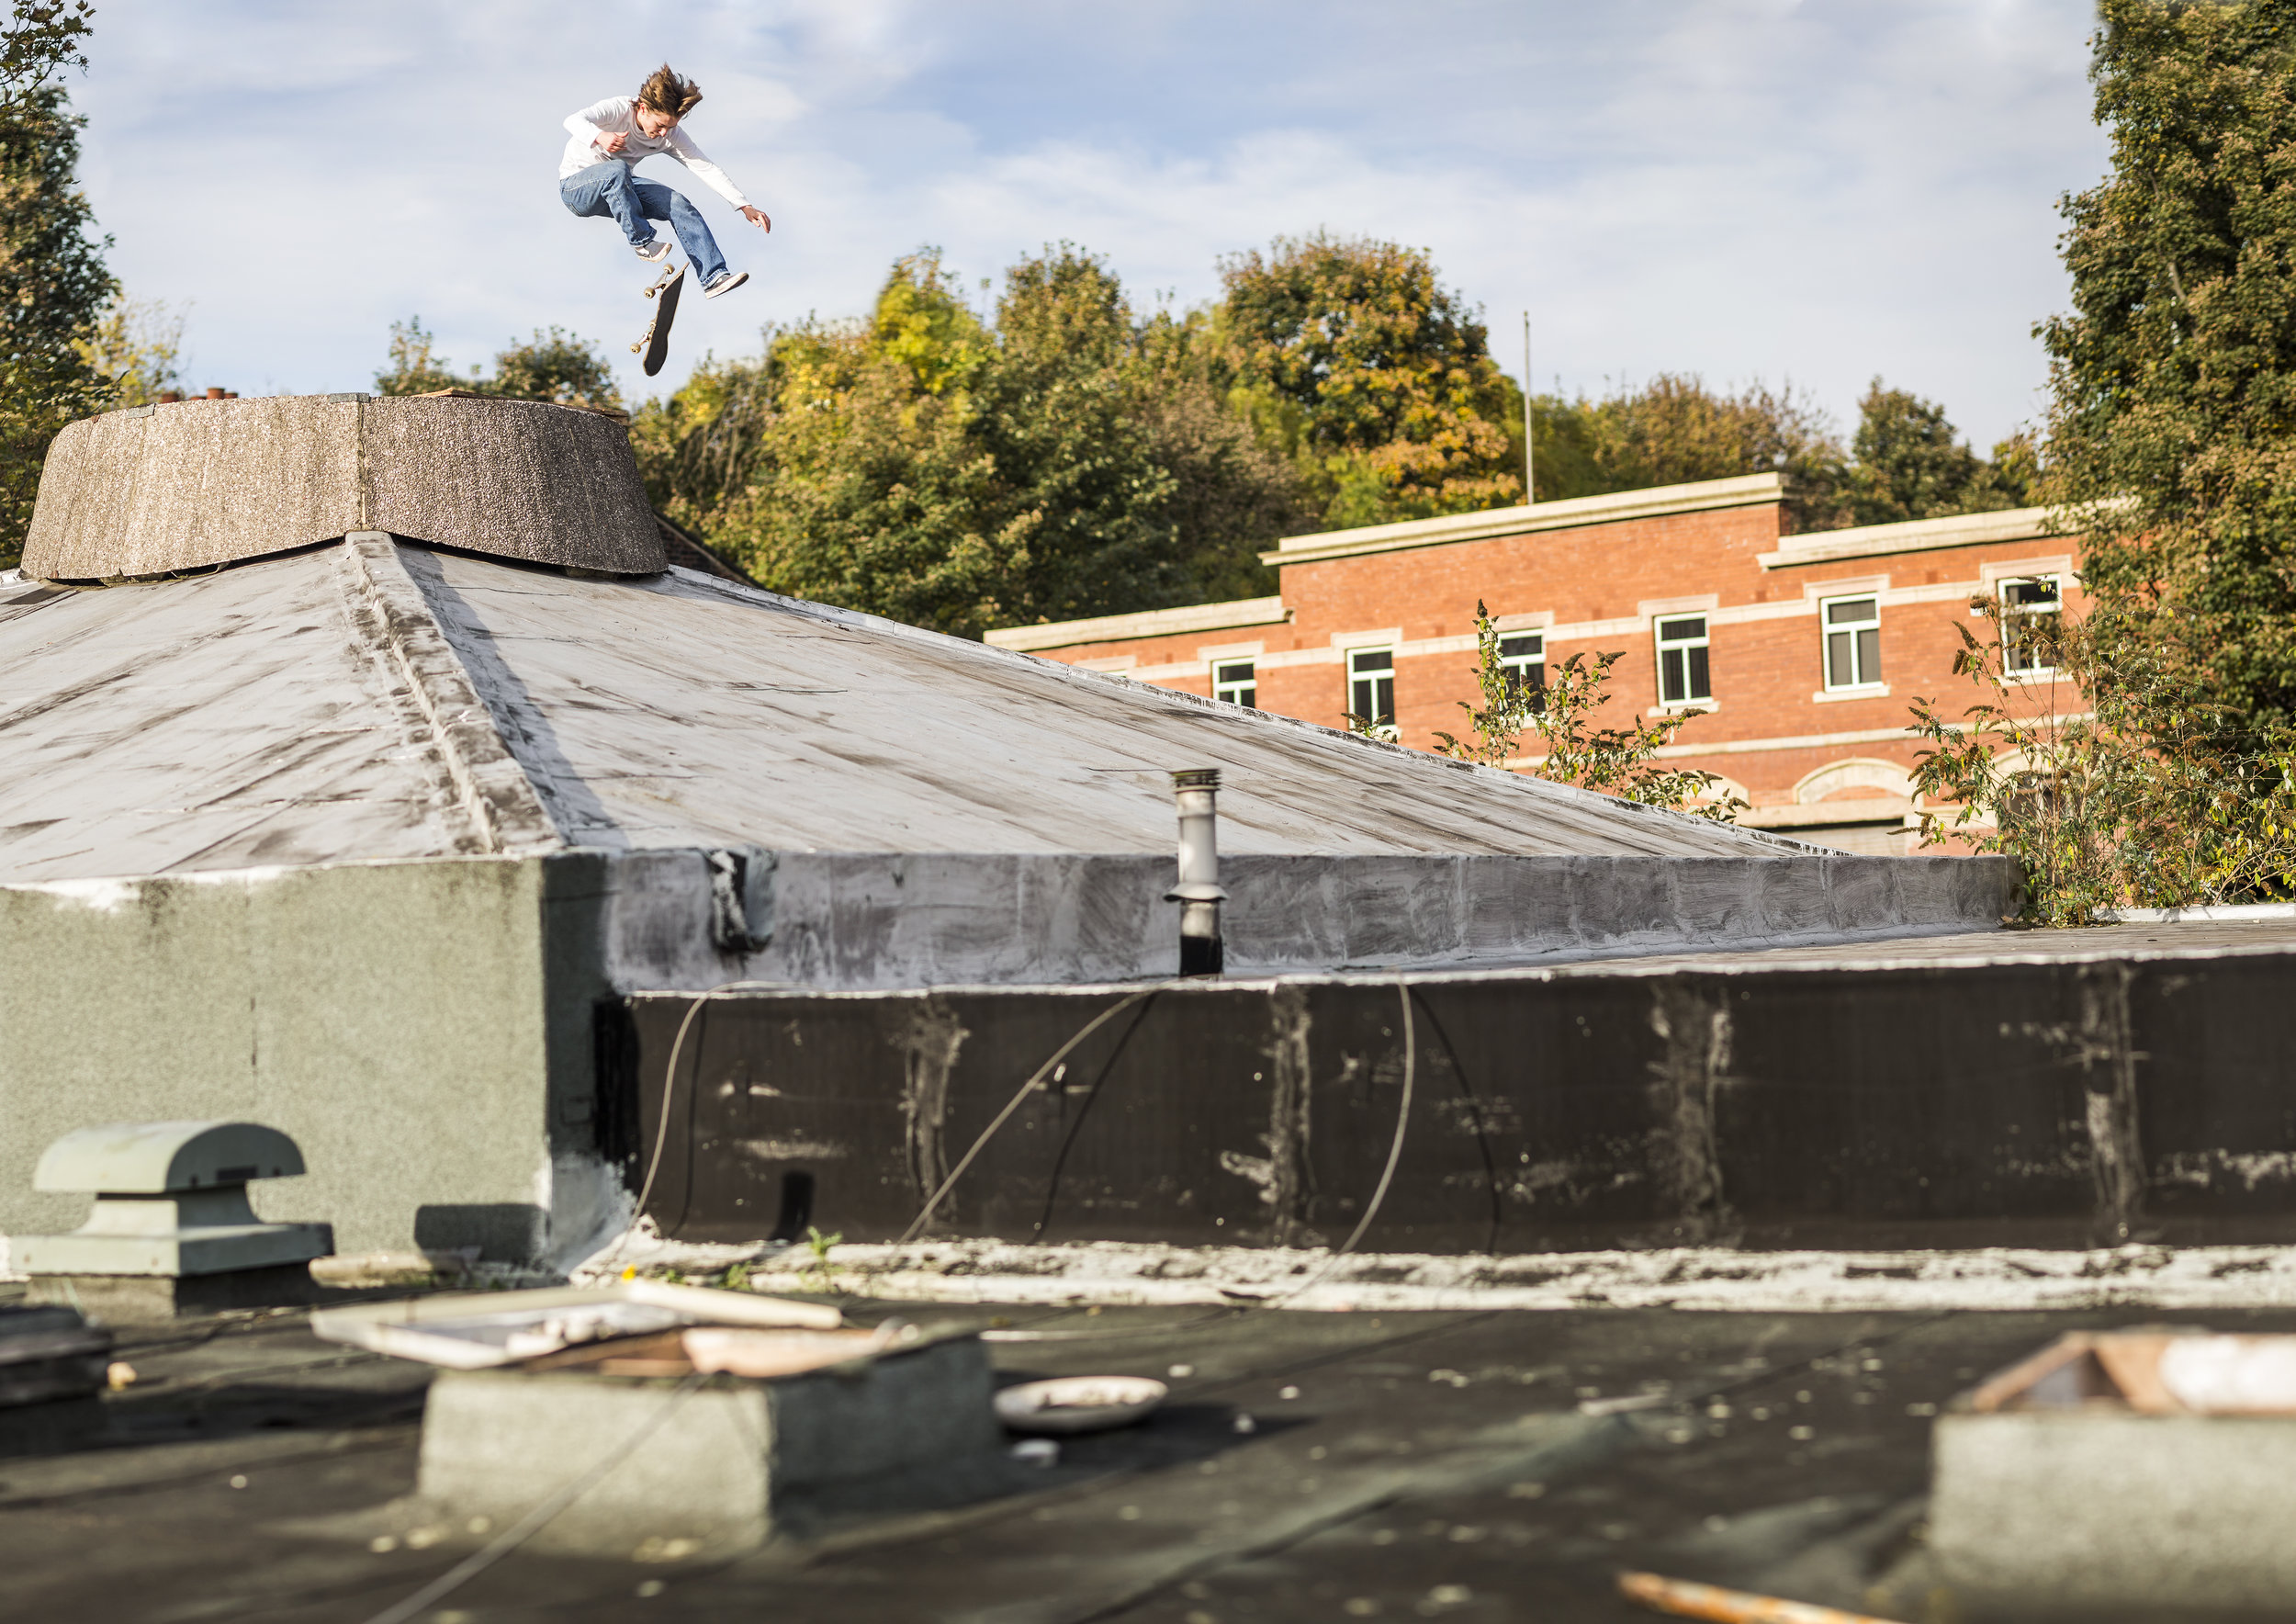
[558,64,768,301]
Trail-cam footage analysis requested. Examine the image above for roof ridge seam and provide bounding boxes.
[336,535,564,856]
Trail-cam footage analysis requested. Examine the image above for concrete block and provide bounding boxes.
[22,395,664,581]
[414,1333,999,1556]
[1931,1410,2296,1609]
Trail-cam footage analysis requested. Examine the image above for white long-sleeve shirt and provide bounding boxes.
[559,96,749,209]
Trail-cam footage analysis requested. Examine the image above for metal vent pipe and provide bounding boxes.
[1165,768,1227,976]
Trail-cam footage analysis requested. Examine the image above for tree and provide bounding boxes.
[0,0,90,116]
[75,295,186,408]
[1521,374,1849,533]
[2041,0,2296,728]
[1216,232,1521,528]
[1910,592,2296,923]
[0,82,113,570]
[1126,308,1306,601]
[717,250,1025,635]
[374,317,468,396]
[374,318,623,410]
[631,245,1306,637]
[1845,379,2029,525]
[1428,599,1739,818]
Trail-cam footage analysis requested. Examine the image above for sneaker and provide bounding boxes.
[635,238,670,263]
[703,270,748,299]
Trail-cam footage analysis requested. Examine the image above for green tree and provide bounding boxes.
[1527,374,1850,533]
[374,316,469,395]
[1216,232,1521,529]
[1845,379,2029,525]
[631,245,1306,636]
[490,327,622,409]
[1427,599,1739,818]
[0,82,114,570]
[1911,592,2296,923]
[2041,0,2296,729]
[0,0,90,115]
[75,295,185,408]
[1127,307,1306,601]
[375,318,622,410]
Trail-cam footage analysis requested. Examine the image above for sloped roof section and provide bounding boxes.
[0,535,1815,885]
[0,549,489,883]
[405,543,1801,860]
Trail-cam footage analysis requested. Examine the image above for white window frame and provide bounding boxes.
[1653,615,1712,708]
[2000,575,2064,678]
[1497,630,1545,711]
[1211,658,1256,709]
[1819,592,1884,693]
[1347,647,1398,739]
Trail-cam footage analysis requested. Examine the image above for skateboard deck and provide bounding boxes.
[631,259,687,377]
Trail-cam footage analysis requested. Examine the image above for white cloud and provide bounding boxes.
[69,0,2103,445]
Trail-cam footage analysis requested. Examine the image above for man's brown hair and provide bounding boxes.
[637,64,703,118]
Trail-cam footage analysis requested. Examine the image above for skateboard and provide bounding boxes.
[631,257,687,378]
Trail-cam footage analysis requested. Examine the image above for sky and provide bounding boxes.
[69,0,2109,450]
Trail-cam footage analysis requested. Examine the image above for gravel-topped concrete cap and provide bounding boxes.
[20,393,666,581]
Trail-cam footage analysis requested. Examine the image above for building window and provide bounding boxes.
[1654,615,1711,706]
[1212,659,1256,708]
[2001,576,2063,675]
[1498,631,1546,712]
[1821,594,1882,690]
[1347,647,1397,738]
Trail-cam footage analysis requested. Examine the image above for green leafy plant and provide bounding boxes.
[1908,592,2296,926]
[1429,601,1741,819]
[802,1225,842,1290]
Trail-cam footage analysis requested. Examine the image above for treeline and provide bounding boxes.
[369,235,2029,638]
[395,233,2025,639]
[626,237,1525,637]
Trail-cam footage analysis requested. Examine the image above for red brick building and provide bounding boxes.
[985,473,2079,853]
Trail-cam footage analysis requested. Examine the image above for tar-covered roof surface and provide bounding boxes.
[4,1285,2286,1622]
[0,541,1805,885]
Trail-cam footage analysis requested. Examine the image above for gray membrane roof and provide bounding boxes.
[0,538,1807,885]
[0,549,475,882]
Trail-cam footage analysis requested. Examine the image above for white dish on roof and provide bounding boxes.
[995,1375,1167,1435]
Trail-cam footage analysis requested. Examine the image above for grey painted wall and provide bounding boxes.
[0,853,622,1265]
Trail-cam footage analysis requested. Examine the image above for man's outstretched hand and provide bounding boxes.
[740,206,771,232]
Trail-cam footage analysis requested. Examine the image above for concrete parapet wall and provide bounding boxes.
[0,853,618,1266]
[602,847,2023,991]
[22,395,665,581]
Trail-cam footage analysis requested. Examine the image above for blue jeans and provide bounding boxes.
[559,162,728,287]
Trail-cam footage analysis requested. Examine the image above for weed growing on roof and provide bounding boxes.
[804,1226,842,1291]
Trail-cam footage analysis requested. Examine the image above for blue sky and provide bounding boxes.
[71,0,2106,448]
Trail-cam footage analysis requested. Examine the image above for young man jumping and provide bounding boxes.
[558,64,768,299]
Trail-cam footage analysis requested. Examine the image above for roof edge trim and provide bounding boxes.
[985,595,1290,652]
[1260,473,1784,567]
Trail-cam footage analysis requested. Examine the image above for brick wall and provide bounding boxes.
[987,479,2081,847]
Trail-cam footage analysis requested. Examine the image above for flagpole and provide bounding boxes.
[1522,311,1536,505]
